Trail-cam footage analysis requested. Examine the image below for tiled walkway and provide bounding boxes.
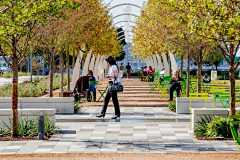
[0,78,239,154]
[0,121,238,154]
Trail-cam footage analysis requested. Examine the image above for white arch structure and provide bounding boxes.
[114,20,136,25]
[109,3,143,11]
[112,13,140,20]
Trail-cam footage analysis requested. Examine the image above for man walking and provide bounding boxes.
[119,63,124,78]
[126,62,133,79]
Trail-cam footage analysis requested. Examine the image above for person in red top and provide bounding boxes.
[148,66,155,82]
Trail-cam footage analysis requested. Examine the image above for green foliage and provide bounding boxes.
[204,48,223,70]
[74,100,81,113]
[207,116,232,138]
[194,115,212,137]
[0,72,31,78]
[0,116,59,138]
[0,74,68,97]
[168,101,176,112]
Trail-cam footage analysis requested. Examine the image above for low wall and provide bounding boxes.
[176,97,223,114]
[191,108,240,131]
[0,108,56,129]
[0,97,74,114]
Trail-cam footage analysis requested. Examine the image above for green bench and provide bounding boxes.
[229,115,240,151]
[97,85,108,102]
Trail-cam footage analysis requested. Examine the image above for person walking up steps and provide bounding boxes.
[119,63,124,78]
[126,62,133,79]
[97,56,121,119]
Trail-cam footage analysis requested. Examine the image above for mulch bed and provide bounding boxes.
[0,135,49,141]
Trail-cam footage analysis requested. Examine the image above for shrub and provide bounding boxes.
[168,101,176,112]
[0,116,59,138]
[0,74,68,97]
[74,100,81,113]
[194,115,211,137]
[207,116,232,138]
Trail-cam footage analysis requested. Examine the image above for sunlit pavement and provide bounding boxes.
[0,78,238,154]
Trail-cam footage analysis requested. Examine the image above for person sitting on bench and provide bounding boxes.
[169,70,184,101]
[203,73,211,83]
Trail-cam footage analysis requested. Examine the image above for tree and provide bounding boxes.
[174,0,240,115]
[204,48,223,71]
[0,0,72,137]
[131,0,212,94]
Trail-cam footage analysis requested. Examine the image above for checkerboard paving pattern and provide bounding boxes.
[0,122,238,154]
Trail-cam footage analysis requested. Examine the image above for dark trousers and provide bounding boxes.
[169,86,181,100]
[101,89,120,116]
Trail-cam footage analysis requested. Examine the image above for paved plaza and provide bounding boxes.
[0,78,239,154]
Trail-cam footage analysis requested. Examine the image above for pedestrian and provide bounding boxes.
[169,70,185,101]
[119,63,124,78]
[126,62,133,79]
[97,56,121,119]
[203,73,211,83]
[148,66,155,82]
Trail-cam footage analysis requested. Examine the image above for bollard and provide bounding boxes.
[38,116,44,140]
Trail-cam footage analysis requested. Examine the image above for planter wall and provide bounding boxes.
[176,97,223,114]
[0,108,56,129]
[0,97,74,114]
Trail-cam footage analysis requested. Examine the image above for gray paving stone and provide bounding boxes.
[17,141,42,154]
[1,149,20,152]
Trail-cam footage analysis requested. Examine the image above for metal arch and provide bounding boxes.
[119,38,125,42]
[118,33,133,39]
[114,20,136,25]
[112,13,140,20]
[117,25,135,29]
[118,30,133,34]
[109,3,143,11]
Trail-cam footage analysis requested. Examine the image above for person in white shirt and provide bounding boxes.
[97,56,120,119]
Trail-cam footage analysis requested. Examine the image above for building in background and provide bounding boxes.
[118,43,146,71]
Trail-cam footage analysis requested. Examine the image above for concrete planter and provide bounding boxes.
[0,97,74,114]
[0,108,56,129]
[191,108,240,131]
[176,97,223,114]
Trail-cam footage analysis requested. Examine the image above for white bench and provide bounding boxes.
[0,108,56,129]
[0,97,74,114]
[176,97,223,114]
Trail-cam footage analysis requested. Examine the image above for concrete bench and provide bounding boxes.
[191,108,240,131]
[0,108,56,129]
[0,97,74,114]
[176,97,223,114]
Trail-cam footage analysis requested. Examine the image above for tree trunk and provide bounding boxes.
[67,54,70,90]
[197,62,202,93]
[60,52,64,97]
[12,45,18,137]
[49,51,54,97]
[216,65,218,71]
[187,52,190,97]
[169,57,172,76]
[212,61,214,71]
[180,55,183,77]
[229,65,236,115]
[72,55,75,68]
